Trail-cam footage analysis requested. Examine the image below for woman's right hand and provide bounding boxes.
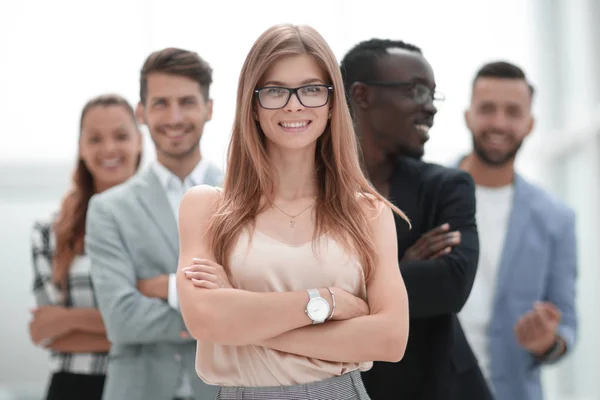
[324,288,369,321]
[183,258,234,289]
[29,306,73,346]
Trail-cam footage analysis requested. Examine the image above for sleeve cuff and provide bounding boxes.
[168,274,179,310]
[537,331,571,364]
[556,324,576,353]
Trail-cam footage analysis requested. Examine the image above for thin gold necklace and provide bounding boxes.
[272,200,315,228]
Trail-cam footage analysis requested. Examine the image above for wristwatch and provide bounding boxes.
[305,289,330,324]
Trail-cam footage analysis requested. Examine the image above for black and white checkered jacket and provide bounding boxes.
[31,216,108,375]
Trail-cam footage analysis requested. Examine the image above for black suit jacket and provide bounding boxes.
[362,157,491,400]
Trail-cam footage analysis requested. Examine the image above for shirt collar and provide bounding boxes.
[151,159,208,192]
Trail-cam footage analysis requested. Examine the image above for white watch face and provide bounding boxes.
[307,297,330,322]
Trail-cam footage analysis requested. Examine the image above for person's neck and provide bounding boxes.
[459,153,515,187]
[94,181,112,194]
[358,130,395,193]
[269,146,318,201]
[157,150,202,182]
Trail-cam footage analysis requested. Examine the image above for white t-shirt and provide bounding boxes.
[459,184,514,384]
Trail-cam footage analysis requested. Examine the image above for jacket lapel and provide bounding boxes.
[134,168,179,257]
[389,158,424,251]
[494,174,532,302]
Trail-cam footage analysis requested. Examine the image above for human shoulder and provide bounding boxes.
[180,184,223,220]
[90,172,144,208]
[518,175,575,229]
[394,157,473,190]
[32,212,58,252]
[353,193,400,256]
[418,159,474,187]
[354,192,398,232]
[185,183,223,197]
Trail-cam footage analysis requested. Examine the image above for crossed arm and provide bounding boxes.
[176,185,409,363]
[29,221,110,353]
[85,195,192,345]
[28,306,110,353]
[399,172,479,318]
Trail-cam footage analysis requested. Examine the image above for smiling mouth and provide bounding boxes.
[278,120,312,133]
[101,157,123,169]
[415,124,430,140]
[481,131,513,149]
[279,121,311,129]
[165,131,186,139]
[160,124,193,139]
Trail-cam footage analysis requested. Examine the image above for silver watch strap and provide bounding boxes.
[326,287,335,320]
[306,288,325,324]
[307,288,320,300]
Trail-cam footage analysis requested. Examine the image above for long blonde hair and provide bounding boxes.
[208,24,408,281]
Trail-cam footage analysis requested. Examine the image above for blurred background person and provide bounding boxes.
[341,39,491,400]
[29,94,142,400]
[457,61,578,400]
[85,48,221,400]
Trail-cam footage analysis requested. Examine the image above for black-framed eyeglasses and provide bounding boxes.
[254,84,334,110]
[362,81,445,106]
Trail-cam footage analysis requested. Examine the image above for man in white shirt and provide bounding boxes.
[458,61,578,400]
[86,48,222,400]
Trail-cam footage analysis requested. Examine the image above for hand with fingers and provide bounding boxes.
[514,301,563,356]
[182,260,369,320]
[29,305,73,347]
[328,288,370,321]
[401,223,461,262]
[183,258,234,289]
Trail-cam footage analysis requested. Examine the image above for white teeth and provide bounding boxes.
[102,158,122,168]
[415,124,430,133]
[166,132,184,138]
[280,121,308,128]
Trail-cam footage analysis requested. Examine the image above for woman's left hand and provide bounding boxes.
[29,306,73,346]
[183,258,233,289]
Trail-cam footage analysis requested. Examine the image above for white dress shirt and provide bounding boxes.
[459,184,514,385]
[152,159,208,309]
[151,158,208,398]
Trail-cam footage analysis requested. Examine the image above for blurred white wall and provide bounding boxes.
[1,0,597,398]
[0,0,538,171]
[531,1,600,399]
[0,165,69,399]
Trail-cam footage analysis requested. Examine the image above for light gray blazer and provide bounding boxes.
[85,164,223,400]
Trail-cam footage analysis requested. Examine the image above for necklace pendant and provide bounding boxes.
[290,217,296,228]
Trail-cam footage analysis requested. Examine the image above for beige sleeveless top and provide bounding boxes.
[195,227,372,387]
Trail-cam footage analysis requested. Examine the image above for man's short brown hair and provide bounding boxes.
[140,47,213,103]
